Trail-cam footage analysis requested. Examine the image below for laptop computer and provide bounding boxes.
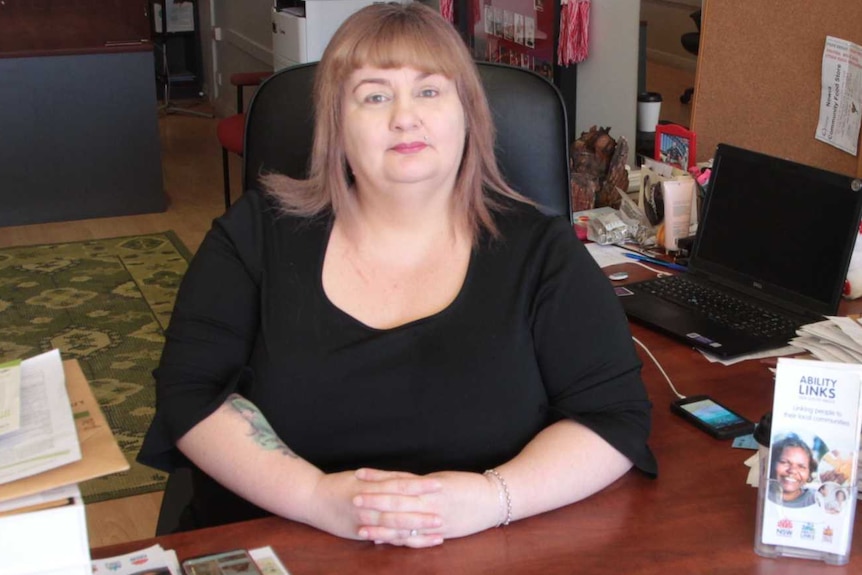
[620,143,862,358]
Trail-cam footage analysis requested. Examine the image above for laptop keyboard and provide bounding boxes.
[637,275,801,338]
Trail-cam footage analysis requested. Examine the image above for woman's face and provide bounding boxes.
[340,66,466,201]
[774,446,812,500]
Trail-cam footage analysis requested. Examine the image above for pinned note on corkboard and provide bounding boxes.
[691,0,862,177]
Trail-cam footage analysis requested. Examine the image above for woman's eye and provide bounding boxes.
[363,93,389,104]
[419,88,439,98]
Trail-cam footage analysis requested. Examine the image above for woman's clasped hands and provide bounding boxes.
[309,468,501,548]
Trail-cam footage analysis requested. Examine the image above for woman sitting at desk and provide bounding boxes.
[139,3,656,548]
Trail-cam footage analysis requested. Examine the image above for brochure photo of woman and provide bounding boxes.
[767,434,818,508]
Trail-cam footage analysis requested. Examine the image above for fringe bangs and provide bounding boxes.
[342,19,463,80]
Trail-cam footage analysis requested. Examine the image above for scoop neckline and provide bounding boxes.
[316,218,475,333]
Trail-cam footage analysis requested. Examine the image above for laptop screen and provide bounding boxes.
[690,144,862,316]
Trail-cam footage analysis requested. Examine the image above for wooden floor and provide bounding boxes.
[0,60,693,550]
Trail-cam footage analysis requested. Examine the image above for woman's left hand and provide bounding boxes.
[352,468,500,547]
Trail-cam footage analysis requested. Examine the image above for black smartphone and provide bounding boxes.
[670,395,755,439]
[181,550,262,575]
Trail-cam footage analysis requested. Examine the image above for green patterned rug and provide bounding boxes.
[0,232,191,503]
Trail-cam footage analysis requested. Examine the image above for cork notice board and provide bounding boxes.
[691,0,862,177]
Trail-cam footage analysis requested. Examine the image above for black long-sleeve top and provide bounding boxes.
[138,189,657,528]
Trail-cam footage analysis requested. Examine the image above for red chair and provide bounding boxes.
[216,71,272,210]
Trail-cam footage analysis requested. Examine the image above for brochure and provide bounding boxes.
[91,544,180,575]
[759,357,862,563]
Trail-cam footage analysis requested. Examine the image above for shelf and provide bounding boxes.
[151,1,203,99]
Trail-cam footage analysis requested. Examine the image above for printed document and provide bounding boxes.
[165,0,195,32]
[0,360,21,436]
[0,350,81,485]
[816,36,862,156]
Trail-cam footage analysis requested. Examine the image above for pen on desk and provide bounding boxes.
[615,243,663,258]
[623,252,688,272]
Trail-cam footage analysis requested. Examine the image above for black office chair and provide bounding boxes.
[242,61,572,220]
[155,466,193,535]
[679,9,701,104]
[154,61,572,536]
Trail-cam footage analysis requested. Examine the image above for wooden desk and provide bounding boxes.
[93,263,862,574]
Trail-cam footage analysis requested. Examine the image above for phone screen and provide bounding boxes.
[680,398,748,430]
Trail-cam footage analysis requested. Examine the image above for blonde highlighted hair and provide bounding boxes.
[261,2,529,240]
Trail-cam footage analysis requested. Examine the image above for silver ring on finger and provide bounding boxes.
[409,529,419,537]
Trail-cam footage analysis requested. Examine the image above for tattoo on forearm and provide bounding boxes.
[226,394,298,458]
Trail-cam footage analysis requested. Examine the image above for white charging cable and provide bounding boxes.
[631,335,686,399]
[630,261,672,277]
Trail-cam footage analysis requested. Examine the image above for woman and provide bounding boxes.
[139,3,656,548]
[768,435,818,508]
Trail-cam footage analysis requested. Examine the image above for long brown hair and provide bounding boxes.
[262,3,530,240]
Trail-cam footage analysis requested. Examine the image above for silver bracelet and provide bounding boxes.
[483,468,512,526]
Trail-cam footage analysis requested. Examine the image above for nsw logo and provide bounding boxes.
[776,518,793,537]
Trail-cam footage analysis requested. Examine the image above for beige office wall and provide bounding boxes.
[201,0,274,117]
[576,0,640,166]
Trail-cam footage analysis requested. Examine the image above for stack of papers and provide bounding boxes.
[0,350,130,575]
[789,316,862,363]
[0,350,82,486]
[0,484,90,575]
[0,352,129,502]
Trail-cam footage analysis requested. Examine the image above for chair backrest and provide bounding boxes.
[243,62,318,185]
[477,63,571,219]
[243,62,571,221]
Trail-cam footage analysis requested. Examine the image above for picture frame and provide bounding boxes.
[654,124,697,170]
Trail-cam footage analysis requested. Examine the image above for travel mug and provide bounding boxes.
[637,92,662,133]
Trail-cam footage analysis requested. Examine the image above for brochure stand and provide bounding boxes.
[755,358,862,565]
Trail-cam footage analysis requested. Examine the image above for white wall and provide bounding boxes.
[203,0,274,117]
[575,0,640,165]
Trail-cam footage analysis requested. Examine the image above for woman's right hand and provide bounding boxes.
[303,470,445,546]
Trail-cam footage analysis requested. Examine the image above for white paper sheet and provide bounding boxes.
[0,350,81,485]
[0,360,22,436]
[699,345,799,366]
[584,243,631,268]
[165,0,195,33]
[816,36,862,156]
[0,484,90,575]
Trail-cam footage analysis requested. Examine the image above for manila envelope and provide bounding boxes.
[0,360,130,503]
